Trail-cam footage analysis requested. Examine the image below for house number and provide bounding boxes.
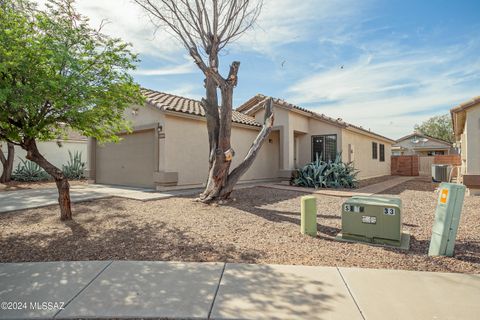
[383,208,396,215]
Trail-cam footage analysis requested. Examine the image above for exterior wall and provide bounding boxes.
[460,132,467,175]
[125,104,164,127]
[298,118,343,166]
[163,115,209,186]
[464,105,480,174]
[252,104,392,181]
[2,140,87,171]
[256,105,343,172]
[341,129,392,179]
[164,114,280,187]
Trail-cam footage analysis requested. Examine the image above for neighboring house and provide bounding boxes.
[451,96,480,196]
[85,89,394,190]
[1,131,87,171]
[392,132,454,156]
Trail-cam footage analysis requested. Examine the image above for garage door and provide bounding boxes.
[96,130,155,188]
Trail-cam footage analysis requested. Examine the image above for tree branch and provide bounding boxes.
[221,98,274,196]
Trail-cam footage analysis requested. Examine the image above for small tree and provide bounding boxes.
[414,114,454,143]
[0,142,14,183]
[135,0,274,203]
[0,0,143,220]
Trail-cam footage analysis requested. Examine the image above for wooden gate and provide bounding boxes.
[419,156,434,176]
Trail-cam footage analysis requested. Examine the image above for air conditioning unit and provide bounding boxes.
[432,164,451,182]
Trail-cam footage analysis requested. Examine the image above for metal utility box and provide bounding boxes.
[428,182,466,256]
[340,196,403,247]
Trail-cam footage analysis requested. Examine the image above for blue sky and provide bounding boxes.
[39,0,480,139]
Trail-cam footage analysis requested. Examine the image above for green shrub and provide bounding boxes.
[292,153,358,189]
[12,158,51,182]
[62,151,86,180]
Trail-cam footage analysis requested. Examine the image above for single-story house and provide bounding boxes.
[85,89,394,190]
[392,132,454,156]
[1,131,87,171]
[451,96,480,196]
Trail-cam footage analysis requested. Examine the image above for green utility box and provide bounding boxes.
[339,196,404,247]
[428,182,466,256]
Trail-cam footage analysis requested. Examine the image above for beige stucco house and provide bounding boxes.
[392,132,454,156]
[451,96,480,196]
[85,89,394,190]
[1,131,87,170]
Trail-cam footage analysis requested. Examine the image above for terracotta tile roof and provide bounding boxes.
[142,88,261,127]
[238,94,395,143]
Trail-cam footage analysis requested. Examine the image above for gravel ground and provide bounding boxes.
[0,177,478,273]
[0,180,87,192]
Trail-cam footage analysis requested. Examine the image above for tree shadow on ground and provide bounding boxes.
[0,261,346,320]
[225,187,342,242]
[0,217,263,263]
[379,235,480,272]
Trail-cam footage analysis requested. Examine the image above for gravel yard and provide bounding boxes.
[0,177,478,273]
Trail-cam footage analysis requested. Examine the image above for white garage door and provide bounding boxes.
[96,130,155,188]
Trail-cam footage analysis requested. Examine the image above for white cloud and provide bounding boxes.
[236,0,366,55]
[36,0,184,60]
[133,61,196,76]
[287,39,480,139]
[168,84,202,100]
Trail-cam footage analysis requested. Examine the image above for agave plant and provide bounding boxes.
[292,153,358,189]
[62,151,86,180]
[12,158,51,182]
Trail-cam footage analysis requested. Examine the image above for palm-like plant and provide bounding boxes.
[292,153,358,189]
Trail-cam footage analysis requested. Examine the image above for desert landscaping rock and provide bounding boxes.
[0,177,478,273]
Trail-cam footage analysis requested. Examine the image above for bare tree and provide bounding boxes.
[135,0,274,202]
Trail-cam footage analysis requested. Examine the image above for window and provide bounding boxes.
[372,142,378,159]
[379,144,385,162]
[312,134,337,162]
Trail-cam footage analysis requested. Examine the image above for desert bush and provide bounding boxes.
[12,158,51,181]
[292,153,358,189]
[62,151,86,180]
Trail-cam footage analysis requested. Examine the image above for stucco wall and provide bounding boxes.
[164,114,280,186]
[341,129,391,179]
[465,105,480,174]
[297,118,343,167]
[125,104,164,127]
[1,141,87,171]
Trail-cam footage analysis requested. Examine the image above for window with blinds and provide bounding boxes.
[372,142,378,159]
[312,134,337,162]
[379,144,385,162]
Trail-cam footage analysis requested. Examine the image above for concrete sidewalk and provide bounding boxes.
[0,261,478,320]
[260,176,415,197]
[0,185,199,213]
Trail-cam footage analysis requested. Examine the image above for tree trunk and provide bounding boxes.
[198,63,274,203]
[22,138,72,220]
[0,142,14,183]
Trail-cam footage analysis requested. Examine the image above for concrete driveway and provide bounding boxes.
[0,184,199,213]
